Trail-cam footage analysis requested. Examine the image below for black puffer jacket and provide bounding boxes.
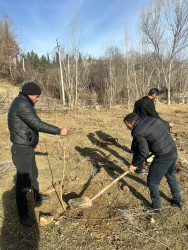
[8,93,61,146]
[131,116,176,166]
[133,96,159,118]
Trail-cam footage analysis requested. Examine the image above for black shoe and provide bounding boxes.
[19,214,35,228]
[169,199,183,209]
[135,168,148,175]
[35,193,50,203]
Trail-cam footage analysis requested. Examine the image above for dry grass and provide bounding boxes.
[0,82,188,249]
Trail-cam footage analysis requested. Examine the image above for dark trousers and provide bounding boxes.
[147,152,182,209]
[11,144,39,218]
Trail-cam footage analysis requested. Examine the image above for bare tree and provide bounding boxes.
[0,15,19,78]
[70,17,81,106]
[139,0,188,104]
[56,40,65,105]
[123,30,131,108]
[176,60,188,103]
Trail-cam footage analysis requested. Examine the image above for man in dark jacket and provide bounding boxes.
[8,82,69,227]
[123,112,183,213]
[132,88,173,174]
[134,88,160,118]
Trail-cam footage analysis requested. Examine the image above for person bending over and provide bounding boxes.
[123,112,183,213]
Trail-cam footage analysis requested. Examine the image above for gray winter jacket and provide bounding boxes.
[131,116,176,166]
[8,92,61,146]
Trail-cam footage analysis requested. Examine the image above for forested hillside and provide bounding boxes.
[1,0,188,108]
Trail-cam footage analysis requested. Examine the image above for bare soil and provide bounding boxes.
[0,82,188,250]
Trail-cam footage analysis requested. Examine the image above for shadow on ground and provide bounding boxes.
[72,130,170,207]
[75,145,151,206]
[0,175,40,250]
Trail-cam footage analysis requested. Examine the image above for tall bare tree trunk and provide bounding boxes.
[57,41,65,106]
[167,60,172,105]
[75,49,78,105]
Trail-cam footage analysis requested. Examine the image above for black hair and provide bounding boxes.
[148,88,159,96]
[123,112,139,123]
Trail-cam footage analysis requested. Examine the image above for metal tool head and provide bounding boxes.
[68,197,92,209]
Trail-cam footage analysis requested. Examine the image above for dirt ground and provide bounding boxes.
[0,82,188,250]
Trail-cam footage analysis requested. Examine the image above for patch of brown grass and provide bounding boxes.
[0,82,188,249]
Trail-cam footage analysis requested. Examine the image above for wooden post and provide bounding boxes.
[22,57,25,72]
[56,40,65,106]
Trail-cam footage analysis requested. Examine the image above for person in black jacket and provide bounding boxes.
[8,82,70,227]
[123,112,183,213]
[132,88,173,174]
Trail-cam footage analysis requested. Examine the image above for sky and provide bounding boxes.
[0,0,150,58]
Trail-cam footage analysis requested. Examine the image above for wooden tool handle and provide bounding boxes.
[90,154,153,202]
[91,170,129,202]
